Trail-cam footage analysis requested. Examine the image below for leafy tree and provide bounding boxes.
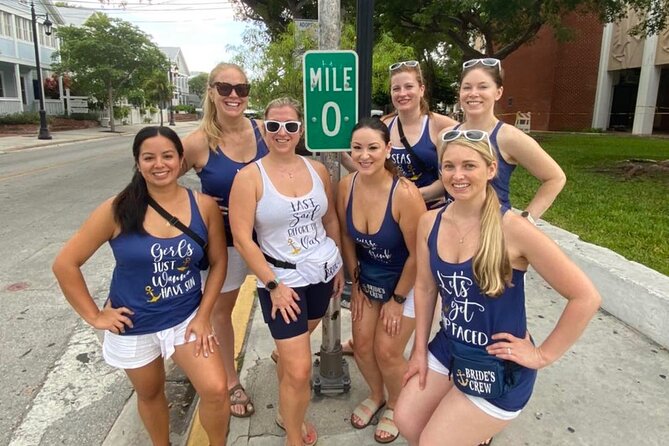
[144,70,173,126]
[188,73,209,99]
[376,0,668,61]
[53,13,168,132]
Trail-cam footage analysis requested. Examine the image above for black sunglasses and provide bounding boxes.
[211,82,250,98]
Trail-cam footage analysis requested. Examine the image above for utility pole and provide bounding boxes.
[356,0,374,119]
[312,0,351,395]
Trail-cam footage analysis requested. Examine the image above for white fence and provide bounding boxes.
[0,98,22,115]
[99,107,170,127]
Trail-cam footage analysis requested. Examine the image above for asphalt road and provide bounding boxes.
[0,129,199,446]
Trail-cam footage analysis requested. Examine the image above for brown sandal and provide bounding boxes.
[228,383,255,418]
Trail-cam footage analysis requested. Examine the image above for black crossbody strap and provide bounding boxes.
[147,197,207,250]
[396,117,436,176]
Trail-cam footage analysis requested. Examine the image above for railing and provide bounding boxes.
[0,98,24,115]
[44,100,64,115]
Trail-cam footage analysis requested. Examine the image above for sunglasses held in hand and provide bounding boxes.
[264,120,302,134]
[211,82,251,98]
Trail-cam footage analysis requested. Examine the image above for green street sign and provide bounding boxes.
[303,50,358,152]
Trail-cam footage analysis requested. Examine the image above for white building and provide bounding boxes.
[0,0,65,116]
[159,46,190,106]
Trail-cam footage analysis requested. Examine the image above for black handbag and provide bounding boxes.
[147,196,210,270]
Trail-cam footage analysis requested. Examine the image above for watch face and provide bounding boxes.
[267,279,278,290]
[393,294,406,304]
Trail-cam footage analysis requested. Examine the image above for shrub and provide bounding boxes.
[148,106,158,115]
[0,112,40,125]
[68,112,100,121]
[174,104,196,114]
[113,105,131,120]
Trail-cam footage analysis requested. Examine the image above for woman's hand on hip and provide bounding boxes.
[487,331,548,370]
[270,283,301,323]
[94,300,134,334]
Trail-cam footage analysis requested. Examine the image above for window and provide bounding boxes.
[0,12,12,37]
[0,74,5,98]
[38,24,56,48]
[15,16,32,42]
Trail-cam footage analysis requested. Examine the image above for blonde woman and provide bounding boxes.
[182,62,267,417]
[394,130,600,446]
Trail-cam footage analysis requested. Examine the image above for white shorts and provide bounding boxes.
[221,246,249,293]
[402,289,416,318]
[427,352,522,421]
[102,310,198,370]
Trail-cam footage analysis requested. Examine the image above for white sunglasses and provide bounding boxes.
[462,58,501,70]
[442,129,493,157]
[264,120,302,134]
[389,60,420,72]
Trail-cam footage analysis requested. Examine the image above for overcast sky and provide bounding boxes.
[62,0,251,74]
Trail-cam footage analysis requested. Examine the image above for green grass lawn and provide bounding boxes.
[509,132,669,276]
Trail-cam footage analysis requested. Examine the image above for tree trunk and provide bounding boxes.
[108,85,115,133]
[159,101,164,126]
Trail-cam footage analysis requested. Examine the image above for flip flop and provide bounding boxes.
[276,413,318,446]
[351,398,385,429]
[374,408,399,444]
[478,438,494,446]
[228,383,255,418]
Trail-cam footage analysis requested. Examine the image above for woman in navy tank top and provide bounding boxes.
[442,58,565,224]
[337,118,426,443]
[394,131,600,445]
[182,62,268,418]
[230,97,344,446]
[382,60,459,210]
[53,126,230,445]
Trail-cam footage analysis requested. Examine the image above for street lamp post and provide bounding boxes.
[168,64,177,126]
[30,1,53,140]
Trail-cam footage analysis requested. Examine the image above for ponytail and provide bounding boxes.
[112,168,149,234]
[473,183,512,297]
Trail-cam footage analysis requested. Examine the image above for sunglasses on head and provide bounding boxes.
[442,129,493,156]
[264,120,302,134]
[462,58,501,70]
[389,60,420,72]
[211,82,250,98]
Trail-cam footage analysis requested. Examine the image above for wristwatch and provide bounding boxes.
[521,210,536,225]
[392,293,407,304]
[266,278,280,291]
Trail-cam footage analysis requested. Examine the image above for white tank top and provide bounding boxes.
[255,156,338,287]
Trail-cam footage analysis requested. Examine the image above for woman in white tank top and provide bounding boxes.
[229,97,344,446]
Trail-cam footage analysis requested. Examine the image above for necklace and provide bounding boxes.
[449,211,479,244]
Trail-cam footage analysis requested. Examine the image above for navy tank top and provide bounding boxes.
[453,121,516,208]
[426,206,536,411]
[388,115,440,191]
[346,174,409,271]
[108,189,207,335]
[197,119,268,246]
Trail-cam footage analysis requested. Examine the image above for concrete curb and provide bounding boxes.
[539,220,669,349]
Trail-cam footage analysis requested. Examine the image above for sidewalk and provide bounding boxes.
[0,121,199,153]
[201,263,669,446]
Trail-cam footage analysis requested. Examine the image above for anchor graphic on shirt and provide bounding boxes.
[287,238,301,255]
[456,369,468,387]
[145,286,161,303]
[175,257,191,272]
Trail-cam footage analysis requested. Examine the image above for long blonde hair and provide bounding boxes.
[439,137,512,296]
[200,62,248,150]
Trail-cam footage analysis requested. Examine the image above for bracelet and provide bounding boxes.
[521,210,536,225]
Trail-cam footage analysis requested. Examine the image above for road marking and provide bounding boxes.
[8,324,124,446]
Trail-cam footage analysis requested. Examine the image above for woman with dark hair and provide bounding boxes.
[53,126,230,445]
[182,62,268,417]
[337,118,426,443]
[394,130,600,446]
[230,97,344,446]
[446,58,565,222]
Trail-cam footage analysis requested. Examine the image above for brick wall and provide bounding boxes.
[497,12,603,131]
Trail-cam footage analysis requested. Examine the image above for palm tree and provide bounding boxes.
[144,70,173,126]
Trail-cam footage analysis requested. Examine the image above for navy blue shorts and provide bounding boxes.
[257,280,334,340]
